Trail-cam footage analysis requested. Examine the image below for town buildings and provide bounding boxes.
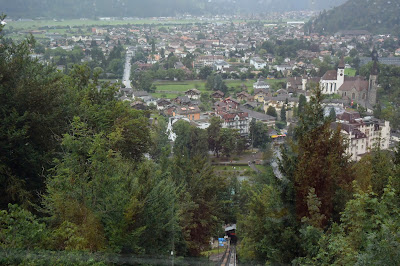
[335,111,390,161]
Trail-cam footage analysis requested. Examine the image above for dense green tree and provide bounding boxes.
[301,183,400,265]
[173,120,208,159]
[0,204,48,250]
[281,105,287,122]
[219,128,236,158]
[205,74,228,93]
[198,66,213,80]
[238,182,300,264]
[293,86,353,223]
[170,156,226,256]
[207,117,223,157]
[0,31,69,208]
[266,106,278,117]
[329,107,336,121]
[132,71,155,92]
[298,94,307,116]
[249,119,270,149]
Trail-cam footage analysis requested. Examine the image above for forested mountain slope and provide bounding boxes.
[306,0,400,35]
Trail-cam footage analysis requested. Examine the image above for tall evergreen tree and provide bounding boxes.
[281,105,287,122]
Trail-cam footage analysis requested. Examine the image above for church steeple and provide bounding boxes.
[338,56,345,69]
[368,49,379,106]
[302,70,308,90]
[371,49,379,75]
[337,56,345,88]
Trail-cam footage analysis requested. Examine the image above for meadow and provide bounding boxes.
[150,78,286,99]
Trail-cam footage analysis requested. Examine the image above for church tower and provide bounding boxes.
[367,49,379,106]
[302,70,308,91]
[368,60,378,106]
[337,57,345,90]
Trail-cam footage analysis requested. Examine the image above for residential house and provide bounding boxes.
[211,90,225,100]
[253,78,270,90]
[239,106,276,127]
[156,99,171,111]
[174,61,186,70]
[214,60,230,73]
[130,101,147,110]
[242,102,258,110]
[133,90,150,101]
[286,76,304,91]
[250,57,267,70]
[335,111,390,161]
[219,111,250,135]
[173,96,192,106]
[185,88,201,100]
[214,98,240,114]
[236,91,253,102]
[173,106,201,121]
[275,64,292,72]
[254,88,269,103]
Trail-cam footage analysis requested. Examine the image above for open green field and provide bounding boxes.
[226,79,256,89]
[153,80,208,92]
[266,78,287,86]
[345,68,357,77]
[6,19,204,30]
[151,78,285,99]
[151,92,181,99]
[6,18,290,31]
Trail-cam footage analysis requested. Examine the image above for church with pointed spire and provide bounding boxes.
[317,54,378,110]
[337,52,378,110]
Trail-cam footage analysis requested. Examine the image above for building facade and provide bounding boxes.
[219,112,250,135]
[337,111,390,161]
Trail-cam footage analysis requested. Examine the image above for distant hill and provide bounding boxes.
[0,0,206,19]
[306,0,400,36]
[0,0,346,19]
[211,0,346,13]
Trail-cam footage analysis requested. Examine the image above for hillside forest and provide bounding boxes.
[2,19,400,265]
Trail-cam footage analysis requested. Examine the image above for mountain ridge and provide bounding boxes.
[306,0,400,35]
[0,0,346,19]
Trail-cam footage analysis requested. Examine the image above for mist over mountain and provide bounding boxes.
[211,0,346,13]
[0,0,346,19]
[306,0,400,35]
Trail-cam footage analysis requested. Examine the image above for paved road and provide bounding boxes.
[248,162,260,173]
[122,48,134,89]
